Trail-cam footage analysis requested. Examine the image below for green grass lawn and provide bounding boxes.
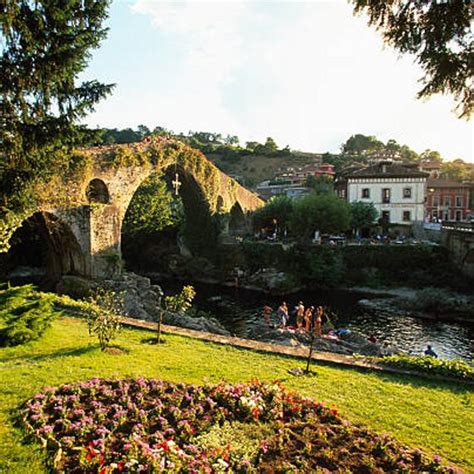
[1,316,473,473]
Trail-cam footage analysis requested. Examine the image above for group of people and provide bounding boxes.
[263,301,326,336]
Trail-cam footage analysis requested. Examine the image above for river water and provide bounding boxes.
[157,279,474,362]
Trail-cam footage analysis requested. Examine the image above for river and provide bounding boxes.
[157,279,474,362]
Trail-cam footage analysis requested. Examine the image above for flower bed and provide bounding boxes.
[21,378,461,473]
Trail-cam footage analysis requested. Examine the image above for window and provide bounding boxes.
[381,210,390,223]
[443,211,449,221]
[362,188,370,198]
[433,196,440,207]
[444,196,451,207]
[455,210,463,221]
[456,196,463,207]
[382,188,391,204]
[403,187,412,198]
[402,211,411,222]
[432,210,438,220]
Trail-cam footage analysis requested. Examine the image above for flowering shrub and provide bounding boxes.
[21,378,461,473]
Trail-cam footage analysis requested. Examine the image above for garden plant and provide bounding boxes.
[21,378,461,473]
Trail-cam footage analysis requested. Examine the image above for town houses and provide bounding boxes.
[426,179,471,222]
[256,157,472,229]
[336,161,428,226]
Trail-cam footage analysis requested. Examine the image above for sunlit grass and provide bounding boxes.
[0,316,473,472]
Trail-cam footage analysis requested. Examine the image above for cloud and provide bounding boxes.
[118,1,473,160]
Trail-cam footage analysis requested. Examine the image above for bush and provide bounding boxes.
[374,354,474,382]
[0,284,59,346]
[86,290,124,351]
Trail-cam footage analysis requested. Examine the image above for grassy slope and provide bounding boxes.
[0,317,473,473]
[207,152,318,187]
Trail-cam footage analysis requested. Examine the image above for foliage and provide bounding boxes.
[341,134,384,155]
[352,1,473,118]
[164,285,196,314]
[0,0,114,214]
[122,173,183,237]
[21,377,460,473]
[252,195,293,232]
[305,175,334,195]
[373,354,474,382]
[1,317,473,472]
[86,290,124,351]
[350,201,378,233]
[0,284,58,346]
[441,160,473,182]
[291,194,351,239]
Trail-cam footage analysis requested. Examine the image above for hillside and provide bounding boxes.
[205,151,321,189]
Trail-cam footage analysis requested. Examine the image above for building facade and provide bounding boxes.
[426,179,471,222]
[344,162,428,225]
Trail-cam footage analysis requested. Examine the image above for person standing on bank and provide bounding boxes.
[296,301,305,332]
[277,302,288,329]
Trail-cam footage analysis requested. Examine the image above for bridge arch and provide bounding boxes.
[0,211,87,287]
[86,178,110,204]
[0,138,263,279]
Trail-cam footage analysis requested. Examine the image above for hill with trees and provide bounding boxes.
[87,126,473,189]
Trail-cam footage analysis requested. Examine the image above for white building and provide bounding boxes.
[345,162,428,225]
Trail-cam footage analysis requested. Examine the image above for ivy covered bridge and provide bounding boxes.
[1,138,263,281]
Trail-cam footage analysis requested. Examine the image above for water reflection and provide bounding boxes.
[157,279,474,362]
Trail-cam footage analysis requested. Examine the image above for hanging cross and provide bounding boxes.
[172,172,182,195]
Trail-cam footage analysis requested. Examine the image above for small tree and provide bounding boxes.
[350,201,378,237]
[155,285,196,343]
[86,290,124,351]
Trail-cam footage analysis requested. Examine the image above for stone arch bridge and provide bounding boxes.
[5,138,263,280]
[441,222,474,278]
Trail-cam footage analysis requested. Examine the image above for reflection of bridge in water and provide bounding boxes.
[442,222,474,278]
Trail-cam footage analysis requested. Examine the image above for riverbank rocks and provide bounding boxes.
[246,268,299,294]
[246,319,384,357]
[102,272,230,336]
[359,287,474,323]
[162,311,230,336]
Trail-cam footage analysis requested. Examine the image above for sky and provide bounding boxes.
[82,0,474,162]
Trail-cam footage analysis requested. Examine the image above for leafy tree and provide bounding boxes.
[224,135,239,146]
[245,141,260,152]
[341,134,384,155]
[252,196,294,234]
[420,150,443,163]
[263,137,278,154]
[122,174,183,237]
[1,0,114,208]
[440,160,468,182]
[350,201,378,236]
[291,194,351,240]
[399,145,419,162]
[305,175,334,195]
[352,0,473,118]
[137,124,151,139]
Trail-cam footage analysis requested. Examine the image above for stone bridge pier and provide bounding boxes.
[441,223,474,278]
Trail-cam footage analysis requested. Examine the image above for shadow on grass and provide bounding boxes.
[0,345,98,364]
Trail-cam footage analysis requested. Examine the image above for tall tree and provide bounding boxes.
[1,0,114,208]
[291,194,351,239]
[352,1,473,118]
